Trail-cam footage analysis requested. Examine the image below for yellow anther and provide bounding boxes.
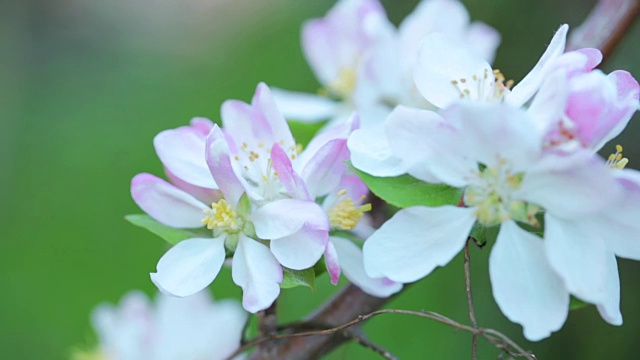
[460,78,467,83]
[234,155,240,161]
[258,141,265,148]
[607,144,629,169]
[328,191,372,230]
[452,80,459,85]
[202,199,239,232]
[242,142,248,149]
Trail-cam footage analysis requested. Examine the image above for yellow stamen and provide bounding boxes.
[328,191,372,230]
[607,144,629,169]
[202,199,239,232]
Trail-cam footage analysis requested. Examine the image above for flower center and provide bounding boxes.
[320,67,358,100]
[233,140,300,201]
[450,68,514,103]
[607,144,629,169]
[202,199,241,233]
[328,190,372,230]
[464,159,539,227]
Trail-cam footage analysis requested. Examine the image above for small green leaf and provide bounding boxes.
[125,214,211,245]
[289,120,327,147]
[280,267,316,290]
[570,296,590,310]
[236,193,251,217]
[352,166,463,208]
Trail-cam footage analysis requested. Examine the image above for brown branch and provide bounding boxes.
[227,308,535,360]
[567,0,640,61]
[246,284,395,360]
[254,301,279,357]
[464,240,479,360]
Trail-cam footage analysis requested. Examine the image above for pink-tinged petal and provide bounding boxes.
[603,169,640,260]
[270,227,328,270]
[575,48,602,71]
[466,21,501,64]
[221,100,271,150]
[596,254,623,326]
[324,241,341,285]
[153,120,217,189]
[322,174,369,210]
[150,237,226,297]
[520,151,621,218]
[544,214,610,305]
[297,113,356,170]
[548,48,602,77]
[414,33,493,108]
[398,0,470,68]
[302,0,388,86]
[507,24,568,106]
[301,139,350,198]
[527,70,569,134]
[593,70,640,149]
[131,173,208,228]
[347,126,409,177]
[206,125,249,206]
[165,167,222,205]
[332,236,402,297]
[251,199,329,240]
[363,206,476,283]
[189,117,215,136]
[270,143,311,201]
[490,221,569,341]
[252,83,295,148]
[270,88,339,122]
[232,235,283,313]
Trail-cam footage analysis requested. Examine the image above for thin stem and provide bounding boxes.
[226,309,535,360]
[254,301,278,359]
[343,328,398,360]
[464,239,478,360]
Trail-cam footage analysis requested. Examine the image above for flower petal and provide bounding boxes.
[490,220,569,341]
[333,236,402,297]
[270,88,339,122]
[251,199,329,239]
[466,21,501,64]
[154,118,217,189]
[414,32,493,108]
[544,214,611,304]
[301,139,350,198]
[596,254,623,326]
[507,24,568,106]
[348,125,409,177]
[363,206,476,283]
[270,227,328,270]
[206,125,248,206]
[324,240,341,285]
[150,237,226,297]
[232,235,283,313]
[270,143,311,201]
[131,173,208,228]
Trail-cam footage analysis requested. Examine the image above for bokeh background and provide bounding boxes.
[2,0,639,358]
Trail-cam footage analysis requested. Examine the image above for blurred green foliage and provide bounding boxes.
[1,0,639,359]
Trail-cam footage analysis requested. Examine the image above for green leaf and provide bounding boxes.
[352,166,463,208]
[289,120,327,147]
[280,267,316,290]
[125,214,211,245]
[570,296,590,310]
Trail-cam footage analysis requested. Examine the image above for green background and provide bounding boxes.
[2,0,639,358]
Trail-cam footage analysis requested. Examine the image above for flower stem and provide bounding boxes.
[464,239,479,360]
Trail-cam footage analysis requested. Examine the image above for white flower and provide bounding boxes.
[360,102,625,340]
[75,290,246,360]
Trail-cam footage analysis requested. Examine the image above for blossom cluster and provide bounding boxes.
[125,0,639,345]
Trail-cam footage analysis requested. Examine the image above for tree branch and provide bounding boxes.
[229,308,535,360]
[567,0,640,61]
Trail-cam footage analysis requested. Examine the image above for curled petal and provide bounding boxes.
[270,143,311,201]
[252,199,329,239]
[206,125,248,206]
[270,227,328,270]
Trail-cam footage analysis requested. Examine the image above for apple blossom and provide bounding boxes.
[73,290,246,360]
[360,102,627,340]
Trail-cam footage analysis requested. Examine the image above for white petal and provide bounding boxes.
[347,126,409,177]
[206,125,248,205]
[527,69,569,134]
[252,199,329,239]
[544,214,610,304]
[154,123,217,189]
[270,227,328,270]
[150,237,226,297]
[414,33,493,108]
[507,24,568,106]
[466,22,501,64]
[300,139,350,198]
[131,173,208,228]
[596,254,623,326]
[332,236,402,297]
[363,206,476,283]
[232,235,283,313]
[270,88,339,122]
[490,221,569,341]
